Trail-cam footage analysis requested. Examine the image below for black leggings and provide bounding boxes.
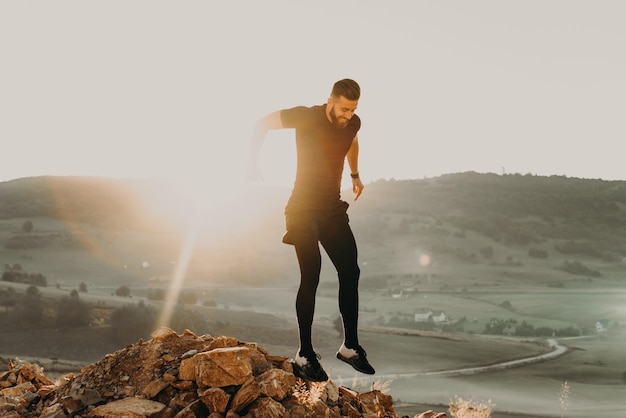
[287,210,361,354]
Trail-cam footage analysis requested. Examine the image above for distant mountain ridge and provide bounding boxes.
[2,172,626,257]
[0,176,183,229]
[354,172,626,260]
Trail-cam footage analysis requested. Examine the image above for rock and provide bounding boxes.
[150,326,178,341]
[198,387,230,414]
[358,389,396,416]
[181,350,198,359]
[415,411,447,418]
[257,368,296,400]
[173,399,208,418]
[178,357,195,381]
[0,382,36,397]
[229,376,260,412]
[249,397,286,418]
[38,403,66,418]
[142,380,170,399]
[0,331,448,418]
[194,347,252,388]
[90,397,167,417]
[68,383,103,406]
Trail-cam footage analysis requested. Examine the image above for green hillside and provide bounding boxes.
[4,172,626,247]
[354,172,626,256]
[1,173,625,417]
[2,172,625,290]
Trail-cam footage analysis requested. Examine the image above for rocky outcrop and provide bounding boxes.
[0,327,446,417]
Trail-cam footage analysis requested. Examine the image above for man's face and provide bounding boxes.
[327,95,358,128]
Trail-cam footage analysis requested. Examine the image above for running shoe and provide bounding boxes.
[293,351,329,382]
[336,343,375,375]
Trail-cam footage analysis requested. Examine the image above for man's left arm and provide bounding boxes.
[346,135,364,201]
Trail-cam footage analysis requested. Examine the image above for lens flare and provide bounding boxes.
[419,254,431,267]
[156,208,201,328]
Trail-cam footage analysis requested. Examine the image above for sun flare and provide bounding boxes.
[143,174,255,237]
[151,173,285,327]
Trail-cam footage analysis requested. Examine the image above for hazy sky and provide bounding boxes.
[2,1,625,189]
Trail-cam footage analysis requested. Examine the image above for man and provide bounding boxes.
[247,79,375,382]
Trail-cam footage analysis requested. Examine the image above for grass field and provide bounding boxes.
[1,216,625,417]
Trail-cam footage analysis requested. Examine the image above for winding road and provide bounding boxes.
[379,338,567,380]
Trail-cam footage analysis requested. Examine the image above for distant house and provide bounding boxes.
[390,285,417,299]
[414,310,432,322]
[414,309,448,323]
[595,319,610,333]
[502,324,517,336]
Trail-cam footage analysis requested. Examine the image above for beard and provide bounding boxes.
[328,106,350,128]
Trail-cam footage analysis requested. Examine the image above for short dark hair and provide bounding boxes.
[331,78,360,101]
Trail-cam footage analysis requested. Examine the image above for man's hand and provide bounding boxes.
[352,177,364,201]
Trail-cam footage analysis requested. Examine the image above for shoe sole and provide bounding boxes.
[336,352,376,375]
[290,360,329,382]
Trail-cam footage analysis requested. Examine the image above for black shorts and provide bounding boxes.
[282,200,350,246]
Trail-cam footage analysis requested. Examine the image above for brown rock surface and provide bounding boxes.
[0,326,446,417]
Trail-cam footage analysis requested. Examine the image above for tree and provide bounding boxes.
[16,285,44,327]
[110,301,156,344]
[499,300,513,310]
[26,285,40,298]
[57,291,92,327]
[22,220,34,233]
[115,285,131,297]
[515,321,535,336]
[79,282,88,293]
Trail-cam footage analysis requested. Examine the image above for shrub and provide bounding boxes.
[556,326,581,337]
[1,271,47,287]
[56,292,92,327]
[115,285,131,297]
[535,327,555,337]
[15,285,44,327]
[558,260,601,277]
[554,240,602,258]
[515,321,535,337]
[499,301,513,310]
[110,301,157,344]
[22,220,34,233]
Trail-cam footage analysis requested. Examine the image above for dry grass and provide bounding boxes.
[558,381,570,418]
[449,395,495,418]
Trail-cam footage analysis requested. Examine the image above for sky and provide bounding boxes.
[2,1,625,191]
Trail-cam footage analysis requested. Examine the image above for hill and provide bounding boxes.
[1,173,625,417]
[0,176,188,230]
[3,172,626,293]
[352,172,626,258]
[3,172,626,255]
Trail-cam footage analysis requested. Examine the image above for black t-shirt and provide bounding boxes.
[281,104,361,210]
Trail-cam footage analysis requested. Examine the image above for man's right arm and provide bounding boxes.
[247,110,284,181]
